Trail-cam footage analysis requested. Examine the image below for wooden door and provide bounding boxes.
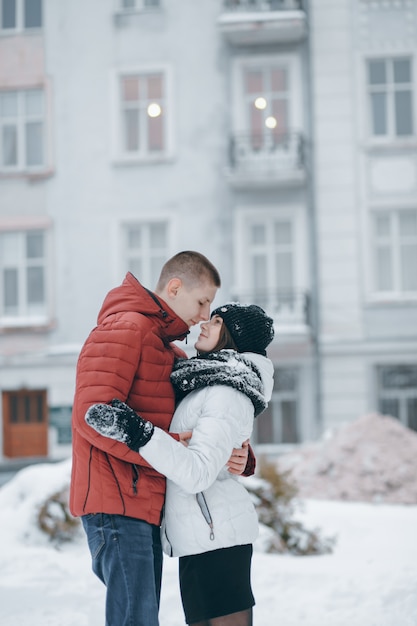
[2,389,48,458]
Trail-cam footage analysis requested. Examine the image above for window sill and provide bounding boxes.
[0,317,55,333]
[0,28,43,37]
[112,153,174,167]
[366,293,417,307]
[0,168,54,181]
[363,138,417,153]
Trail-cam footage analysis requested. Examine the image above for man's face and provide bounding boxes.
[170,281,218,328]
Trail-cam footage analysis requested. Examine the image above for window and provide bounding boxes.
[243,64,289,148]
[0,89,45,172]
[49,407,73,445]
[373,209,417,293]
[377,365,417,432]
[0,0,42,31]
[249,217,294,295]
[241,215,299,318]
[123,221,168,287]
[367,57,414,138]
[231,56,303,178]
[0,229,48,323]
[255,368,299,444]
[234,206,308,325]
[119,71,167,158]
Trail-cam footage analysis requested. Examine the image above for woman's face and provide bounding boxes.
[194,315,223,353]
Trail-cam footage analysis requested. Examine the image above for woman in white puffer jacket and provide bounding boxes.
[159,346,273,560]
[86,302,274,626]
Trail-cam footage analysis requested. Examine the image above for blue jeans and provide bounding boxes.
[82,514,162,626]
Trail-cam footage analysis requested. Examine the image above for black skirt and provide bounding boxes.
[179,544,255,624]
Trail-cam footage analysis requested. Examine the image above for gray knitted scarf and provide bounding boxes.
[170,349,267,417]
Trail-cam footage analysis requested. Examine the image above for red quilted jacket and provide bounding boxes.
[69,272,189,525]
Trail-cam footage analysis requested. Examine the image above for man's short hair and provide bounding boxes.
[156,251,221,291]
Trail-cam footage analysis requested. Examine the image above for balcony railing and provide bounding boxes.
[232,290,310,329]
[114,0,162,25]
[227,131,305,188]
[223,0,302,11]
[218,0,306,45]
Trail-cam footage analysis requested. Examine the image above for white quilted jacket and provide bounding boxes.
[139,351,274,557]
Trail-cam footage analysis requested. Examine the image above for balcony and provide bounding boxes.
[218,0,307,46]
[226,131,305,189]
[232,289,310,332]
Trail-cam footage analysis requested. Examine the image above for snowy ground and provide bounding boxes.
[0,459,416,626]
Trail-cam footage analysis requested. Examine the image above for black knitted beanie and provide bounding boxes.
[211,302,274,356]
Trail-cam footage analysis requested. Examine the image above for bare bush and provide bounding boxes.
[248,459,336,556]
[37,487,80,544]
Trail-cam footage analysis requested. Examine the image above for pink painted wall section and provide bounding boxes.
[0,35,45,87]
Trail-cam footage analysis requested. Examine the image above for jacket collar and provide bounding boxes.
[98,272,190,343]
[171,349,267,417]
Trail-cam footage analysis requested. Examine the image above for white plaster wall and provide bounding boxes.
[321,355,369,427]
[3,0,415,451]
[0,35,45,87]
[310,0,363,346]
[0,359,76,406]
[44,0,230,346]
[311,0,417,432]
[0,179,47,216]
[0,1,233,457]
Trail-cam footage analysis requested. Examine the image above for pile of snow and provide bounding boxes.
[0,458,75,545]
[277,413,417,504]
[0,460,417,625]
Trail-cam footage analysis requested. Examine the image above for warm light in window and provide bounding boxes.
[147,103,162,118]
[265,116,277,129]
[254,97,267,110]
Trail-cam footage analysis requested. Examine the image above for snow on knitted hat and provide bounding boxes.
[211,302,274,356]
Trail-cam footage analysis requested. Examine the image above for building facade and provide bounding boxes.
[311,0,417,434]
[0,0,416,460]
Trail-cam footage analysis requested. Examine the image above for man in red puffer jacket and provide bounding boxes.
[70,251,253,626]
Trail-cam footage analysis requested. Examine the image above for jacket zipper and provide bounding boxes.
[196,491,215,541]
[82,445,94,512]
[162,508,173,557]
[132,464,139,494]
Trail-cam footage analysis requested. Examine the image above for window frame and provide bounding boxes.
[376,364,417,432]
[233,204,307,314]
[0,221,52,328]
[370,207,417,298]
[231,53,303,136]
[365,54,416,144]
[0,86,50,175]
[253,366,300,446]
[119,218,171,288]
[49,406,73,445]
[111,65,174,164]
[0,0,43,33]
